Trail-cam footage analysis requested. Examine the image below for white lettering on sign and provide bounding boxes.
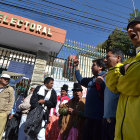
[17,19,23,28]
[0,13,52,37]
[10,18,17,26]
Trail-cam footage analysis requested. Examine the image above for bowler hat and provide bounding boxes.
[72,83,83,91]
[61,84,68,92]
[127,16,140,30]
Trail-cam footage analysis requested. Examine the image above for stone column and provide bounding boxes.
[31,50,49,85]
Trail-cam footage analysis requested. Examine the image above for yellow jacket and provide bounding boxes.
[106,52,140,140]
[105,63,123,93]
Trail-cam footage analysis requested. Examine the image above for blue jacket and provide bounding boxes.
[104,86,120,118]
[75,70,106,119]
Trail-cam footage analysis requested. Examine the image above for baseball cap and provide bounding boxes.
[1,74,11,79]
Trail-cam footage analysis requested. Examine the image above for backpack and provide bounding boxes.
[24,105,44,139]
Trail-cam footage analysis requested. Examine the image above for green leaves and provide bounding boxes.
[97,9,140,56]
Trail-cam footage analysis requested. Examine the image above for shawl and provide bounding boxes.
[59,98,85,140]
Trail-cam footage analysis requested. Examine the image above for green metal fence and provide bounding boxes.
[0,39,130,92]
[45,39,129,82]
[46,39,104,81]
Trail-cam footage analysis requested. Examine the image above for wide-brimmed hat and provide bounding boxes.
[61,84,68,92]
[72,83,83,91]
[127,16,140,30]
[1,74,11,79]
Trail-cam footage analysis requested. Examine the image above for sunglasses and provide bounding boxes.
[2,78,10,81]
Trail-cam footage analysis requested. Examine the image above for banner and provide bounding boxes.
[53,79,87,98]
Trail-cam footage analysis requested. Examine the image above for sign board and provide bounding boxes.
[8,61,34,79]
[0,11,66,44]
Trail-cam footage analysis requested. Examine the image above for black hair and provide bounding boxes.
[44,77,54,84]
[107,48,124,62]
[93,59,106,71]
[17,90,27,98]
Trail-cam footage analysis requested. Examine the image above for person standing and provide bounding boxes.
[18,85,37,140]
[45,84,70,140]
[4,78,22,140]
[29,77,57,140]
[105,16,140,140]
[0,74,14,139]
[58,83,85,140]
[73,59,106,140]
[101,48,124,140]
[55,84,70,116]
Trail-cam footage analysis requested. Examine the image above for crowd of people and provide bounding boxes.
[0,15,140,140]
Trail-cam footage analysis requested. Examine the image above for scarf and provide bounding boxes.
[37,85,52,110]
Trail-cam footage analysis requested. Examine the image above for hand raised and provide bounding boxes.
[73,59,79,67]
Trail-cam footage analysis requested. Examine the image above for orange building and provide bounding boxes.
[0,10,66,84]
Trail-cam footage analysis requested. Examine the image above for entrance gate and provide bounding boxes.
[0,46,36,95]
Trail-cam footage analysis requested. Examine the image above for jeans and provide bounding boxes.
[18,114,28,140]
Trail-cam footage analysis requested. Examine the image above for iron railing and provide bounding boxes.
[45,39,129,81]
[0,39,130,93]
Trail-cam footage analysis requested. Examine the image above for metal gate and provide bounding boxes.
[45,39,129,82]
[0,46,36,95]
[45,39,106,82]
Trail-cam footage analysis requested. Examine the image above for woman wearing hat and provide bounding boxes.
[45,84,70,140]
[58,83,85,140]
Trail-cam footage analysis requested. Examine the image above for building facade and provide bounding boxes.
[0,10,66,91]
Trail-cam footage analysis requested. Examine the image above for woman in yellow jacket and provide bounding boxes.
[106,16,140,140]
